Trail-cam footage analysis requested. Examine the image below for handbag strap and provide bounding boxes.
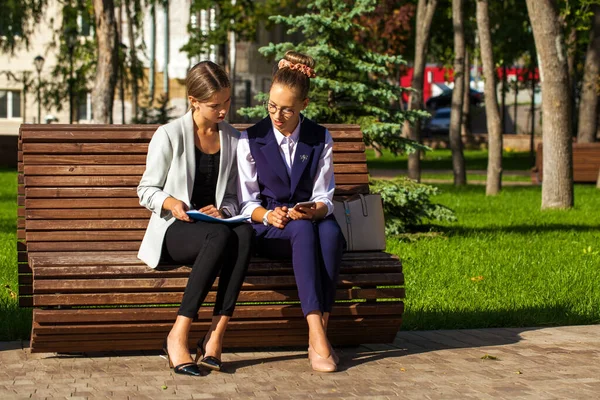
[358,194,368,217]
[343,199,353,246]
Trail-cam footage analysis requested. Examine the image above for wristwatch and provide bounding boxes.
[220,207,232,218]
[262,210,272,226]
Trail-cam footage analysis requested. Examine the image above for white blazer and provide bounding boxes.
[137,110,241,268]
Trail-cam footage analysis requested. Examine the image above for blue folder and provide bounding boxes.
[185,210,249,224]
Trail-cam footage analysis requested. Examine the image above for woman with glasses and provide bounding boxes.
[138,61,253,376]
[237,51,345,373]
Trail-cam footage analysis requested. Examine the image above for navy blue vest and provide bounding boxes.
[246,116,327,211]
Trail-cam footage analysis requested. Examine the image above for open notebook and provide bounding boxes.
[185,210,249,224]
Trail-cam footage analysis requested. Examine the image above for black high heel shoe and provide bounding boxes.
[163,338,202,376]
[195,333,222,371]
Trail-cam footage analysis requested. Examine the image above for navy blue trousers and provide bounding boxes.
[255,216,344,316]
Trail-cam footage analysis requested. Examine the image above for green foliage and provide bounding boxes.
[40,1,96,116]
[370,177,456,235]
[0,0,47,54]
[131,94,176,124]
[181,0,258,60]
[238,0,428,155]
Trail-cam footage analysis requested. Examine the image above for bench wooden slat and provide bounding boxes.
[29,330,397,352]
[24,184,369,198]
[24,173,369,186]
[32,262,402,278]
[33,303,404,323]
[27,220,149,230]
[26,230,144,242]
[28,250,398,266]
[32,288,404,306]
[26,198,141,209]
[26,209,151,219]
[20,126,363,141]
[23,163,368,176]
[22,142,365,154]
[22,152,367,165]
[33,317,404,337]
[33,273,403,293]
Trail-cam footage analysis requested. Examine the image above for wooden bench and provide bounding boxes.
[17,124,404,354]
[531,142,600,184]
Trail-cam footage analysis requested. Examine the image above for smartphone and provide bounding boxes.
[292,201,316,210]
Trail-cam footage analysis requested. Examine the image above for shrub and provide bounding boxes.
[370,177,457,235]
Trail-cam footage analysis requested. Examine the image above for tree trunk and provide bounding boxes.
[477,0,503,195]
[577,5,600,143]
[125,0,139,122]
[92,0,118,123]
[461,47,472,140]
[525,0,573,209]
[450,0,466,186]
[402,0,438,182]
[566,26,577,136]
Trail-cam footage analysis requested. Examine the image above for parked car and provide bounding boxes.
[426,88,484,110]
[422,107,451,136]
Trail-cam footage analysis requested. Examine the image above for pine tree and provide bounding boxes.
[238,0,427,155]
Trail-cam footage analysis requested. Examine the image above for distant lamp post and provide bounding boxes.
[33,55,45,124]
[65,30,77,124]
[120,43,127,124]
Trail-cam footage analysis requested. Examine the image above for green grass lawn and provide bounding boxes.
[420,172,531,182]
[367,148,534,171]
[0,168,31,341]
[391,184,600,330]
[0,167,598,340]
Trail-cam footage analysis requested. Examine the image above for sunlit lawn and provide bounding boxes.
[0,168,31,340]
[367,148,534,171]
[391,184,600,330]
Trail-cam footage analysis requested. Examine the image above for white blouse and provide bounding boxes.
[237,120,335,219]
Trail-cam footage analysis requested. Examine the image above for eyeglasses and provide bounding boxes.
[265,101,295,118]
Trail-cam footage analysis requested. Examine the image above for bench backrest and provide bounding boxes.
[17,123,370,305]
[534,142,600,183]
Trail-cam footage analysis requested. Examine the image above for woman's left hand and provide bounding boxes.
[199,204,223,219]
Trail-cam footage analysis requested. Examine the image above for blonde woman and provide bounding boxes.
[138,61,253,376]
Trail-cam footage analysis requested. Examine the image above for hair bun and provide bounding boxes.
[283,50,315,69]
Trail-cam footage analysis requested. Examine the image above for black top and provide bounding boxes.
[190,147,220,210]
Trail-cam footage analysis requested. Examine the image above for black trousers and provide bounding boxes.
[163,220,254,318]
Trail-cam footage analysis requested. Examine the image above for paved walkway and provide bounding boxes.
[1,325,599,399]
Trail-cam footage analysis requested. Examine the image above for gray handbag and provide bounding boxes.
[333,194,386,251]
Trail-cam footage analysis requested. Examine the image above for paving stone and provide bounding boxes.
[1,326,600,398]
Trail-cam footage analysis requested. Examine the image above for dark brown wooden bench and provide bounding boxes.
[531,142,600,184]
[17,124,404,353]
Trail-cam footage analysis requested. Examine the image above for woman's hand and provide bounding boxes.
[199,204,223,219]
[268,206,290,229]
[163,197,192,222]
[288,202,326,221]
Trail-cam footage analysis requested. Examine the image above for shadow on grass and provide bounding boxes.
[439,224,599,236]
[0,218,17,234]
[0,305,32,345]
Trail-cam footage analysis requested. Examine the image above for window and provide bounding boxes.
[77,12,93,37]
[0,90,21,119]
[78,92,92,121]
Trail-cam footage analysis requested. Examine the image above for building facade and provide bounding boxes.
[0,0,285,135]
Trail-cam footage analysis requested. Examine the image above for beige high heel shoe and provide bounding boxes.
[308,343,337,372]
